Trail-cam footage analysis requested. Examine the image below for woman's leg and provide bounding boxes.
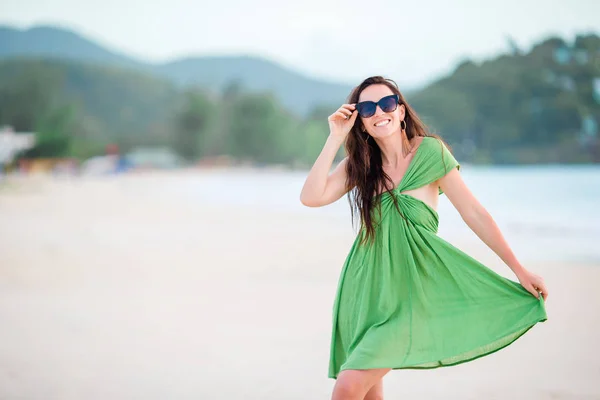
[331,368,391,400]
[363,379,384,400]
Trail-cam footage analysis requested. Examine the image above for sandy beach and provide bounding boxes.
[0,171,599,400]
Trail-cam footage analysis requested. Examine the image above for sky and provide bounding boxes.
[1,0,599,88]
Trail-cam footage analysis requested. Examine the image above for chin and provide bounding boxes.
[370,126,399,139]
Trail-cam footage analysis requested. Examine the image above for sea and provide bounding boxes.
[158,164,600,265]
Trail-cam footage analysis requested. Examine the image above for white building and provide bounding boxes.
[0,126,36,165]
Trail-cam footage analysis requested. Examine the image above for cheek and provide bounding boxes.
[361,117,371,131]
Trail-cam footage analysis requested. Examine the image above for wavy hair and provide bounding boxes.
[344,76,450,246]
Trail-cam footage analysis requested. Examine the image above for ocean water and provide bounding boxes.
[163,164,600,264]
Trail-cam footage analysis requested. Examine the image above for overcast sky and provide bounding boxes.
[1,0,599,88]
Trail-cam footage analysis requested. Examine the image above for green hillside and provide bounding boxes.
[0,25,352,116]
[410,34,600,163]
[0,58,179,157]
[0,26,599,164]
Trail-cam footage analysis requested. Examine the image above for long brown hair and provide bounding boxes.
[344,76,448,246]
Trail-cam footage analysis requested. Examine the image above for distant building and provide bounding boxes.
[124,147,183,170]
[574,49,590,65]
[0,126,36,165]
[593,78,600,105]
[552,47,571,65]
[579,115,598,146]
[78,146,183,176]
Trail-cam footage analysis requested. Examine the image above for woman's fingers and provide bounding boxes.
[340,104,356,114]
[527,283,539,299]
[334,111,348,120]
[531,281,548,300]
[533,275,548,300]
[327,103,358,139]
[339,108,352,117]
[537,282,548,300]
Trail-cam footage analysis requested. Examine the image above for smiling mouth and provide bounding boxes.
[374,119,391,127]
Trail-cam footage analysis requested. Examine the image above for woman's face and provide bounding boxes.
[358,84,405,139]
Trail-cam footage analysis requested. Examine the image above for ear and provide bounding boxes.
[399,104,406,119]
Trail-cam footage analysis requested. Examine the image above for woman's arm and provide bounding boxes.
[299,136,349,207]
[300,103,358,208]
[439,169,548,300]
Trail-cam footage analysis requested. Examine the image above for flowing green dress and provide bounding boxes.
[328,136,548,379]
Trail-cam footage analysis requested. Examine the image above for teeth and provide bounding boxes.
[375,120,390,127]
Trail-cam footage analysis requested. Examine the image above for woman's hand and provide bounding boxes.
[516,268,548,300]
[328,104,358,140]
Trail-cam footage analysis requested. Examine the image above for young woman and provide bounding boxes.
[300,76,549,400]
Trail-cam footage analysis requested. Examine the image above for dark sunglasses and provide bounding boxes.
[356,94,399,118]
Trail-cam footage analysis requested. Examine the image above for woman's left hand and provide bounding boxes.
[516,268,548,301]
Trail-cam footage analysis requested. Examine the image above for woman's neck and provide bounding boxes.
[377,131,416,168]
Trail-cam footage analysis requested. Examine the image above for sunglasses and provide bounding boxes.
[356,94,400,118]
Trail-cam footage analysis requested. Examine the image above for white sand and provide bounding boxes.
[0,172,598,400]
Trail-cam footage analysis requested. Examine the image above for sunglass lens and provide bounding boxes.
[380,95,399,113]
[357,102,376,118]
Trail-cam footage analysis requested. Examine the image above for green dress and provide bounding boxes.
[328,136,548,379]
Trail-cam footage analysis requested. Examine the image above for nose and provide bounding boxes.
[373,105,386,117]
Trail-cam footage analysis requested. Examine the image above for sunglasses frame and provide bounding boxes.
[356,94,400,118]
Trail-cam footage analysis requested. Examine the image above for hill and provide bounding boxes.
[0,25,352,115]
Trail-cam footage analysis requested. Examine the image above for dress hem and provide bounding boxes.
[328,315,548,380]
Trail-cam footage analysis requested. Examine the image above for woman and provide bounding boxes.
[299,76,549,400]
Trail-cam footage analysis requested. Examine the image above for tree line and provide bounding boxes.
[1,33,599,166]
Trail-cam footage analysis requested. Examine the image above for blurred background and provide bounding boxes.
[0,1,599,399]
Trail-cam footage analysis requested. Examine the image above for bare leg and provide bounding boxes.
[331,368,390,400]
[363,379,384,400]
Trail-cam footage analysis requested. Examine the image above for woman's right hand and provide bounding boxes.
[328,104,358,140]
[300,104,356,208]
